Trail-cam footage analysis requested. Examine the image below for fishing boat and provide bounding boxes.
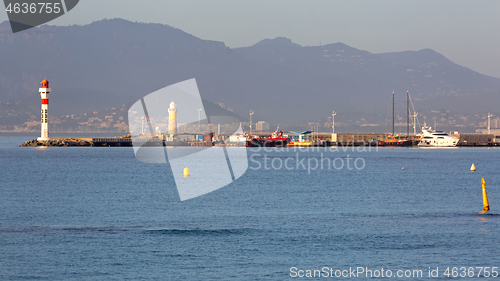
[246,127,290,147]
[223,131,247,147]
[262,130,290,147]
[287,140,313,147]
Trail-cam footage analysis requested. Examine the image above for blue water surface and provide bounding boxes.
[1,134,499,280]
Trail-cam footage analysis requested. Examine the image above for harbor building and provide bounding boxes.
[255,121,270,132]
[458,133,497,146]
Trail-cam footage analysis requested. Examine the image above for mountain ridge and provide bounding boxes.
[1,19,499,129]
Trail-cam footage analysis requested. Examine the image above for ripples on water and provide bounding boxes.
[1,134,500,280]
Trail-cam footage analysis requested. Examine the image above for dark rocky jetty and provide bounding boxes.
[19,139,93,147]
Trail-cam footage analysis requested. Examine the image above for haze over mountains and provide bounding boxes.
[1,19,499,130]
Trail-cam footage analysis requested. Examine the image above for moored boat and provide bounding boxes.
[246,130,290,147]
[418,126,458,147]
[378,135,413,147]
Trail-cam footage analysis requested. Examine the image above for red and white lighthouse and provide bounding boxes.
[37,78,51,141]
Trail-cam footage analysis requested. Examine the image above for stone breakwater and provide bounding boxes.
[18,137,213,147]
[19,138,93,147]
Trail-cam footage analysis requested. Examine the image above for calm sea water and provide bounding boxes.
[1,134,500,280]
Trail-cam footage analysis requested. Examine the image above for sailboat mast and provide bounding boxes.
[407,91,409,137]
[392,91,395,136]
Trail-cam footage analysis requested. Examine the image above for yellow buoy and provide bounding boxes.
[470,163,476,172]
[183,167,190,177]
[481,178,490,213]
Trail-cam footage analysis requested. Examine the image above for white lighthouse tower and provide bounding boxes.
[37,79,51,141]
[168,101,178,135]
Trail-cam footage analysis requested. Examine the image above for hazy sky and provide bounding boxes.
[2,0,500,78]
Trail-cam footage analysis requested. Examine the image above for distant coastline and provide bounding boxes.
[0,130,128,134]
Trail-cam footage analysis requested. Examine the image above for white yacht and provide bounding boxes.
[418,126,459,147]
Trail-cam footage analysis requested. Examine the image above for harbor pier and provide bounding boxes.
[18,132,500,147]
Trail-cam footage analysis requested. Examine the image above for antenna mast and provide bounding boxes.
[332,111,337,134]
[413,112,418,135]
[407,91,409,137]
[392,92,395,136]
[249,110,254,135]
[488,112,493,134]
[197,108,201,133]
